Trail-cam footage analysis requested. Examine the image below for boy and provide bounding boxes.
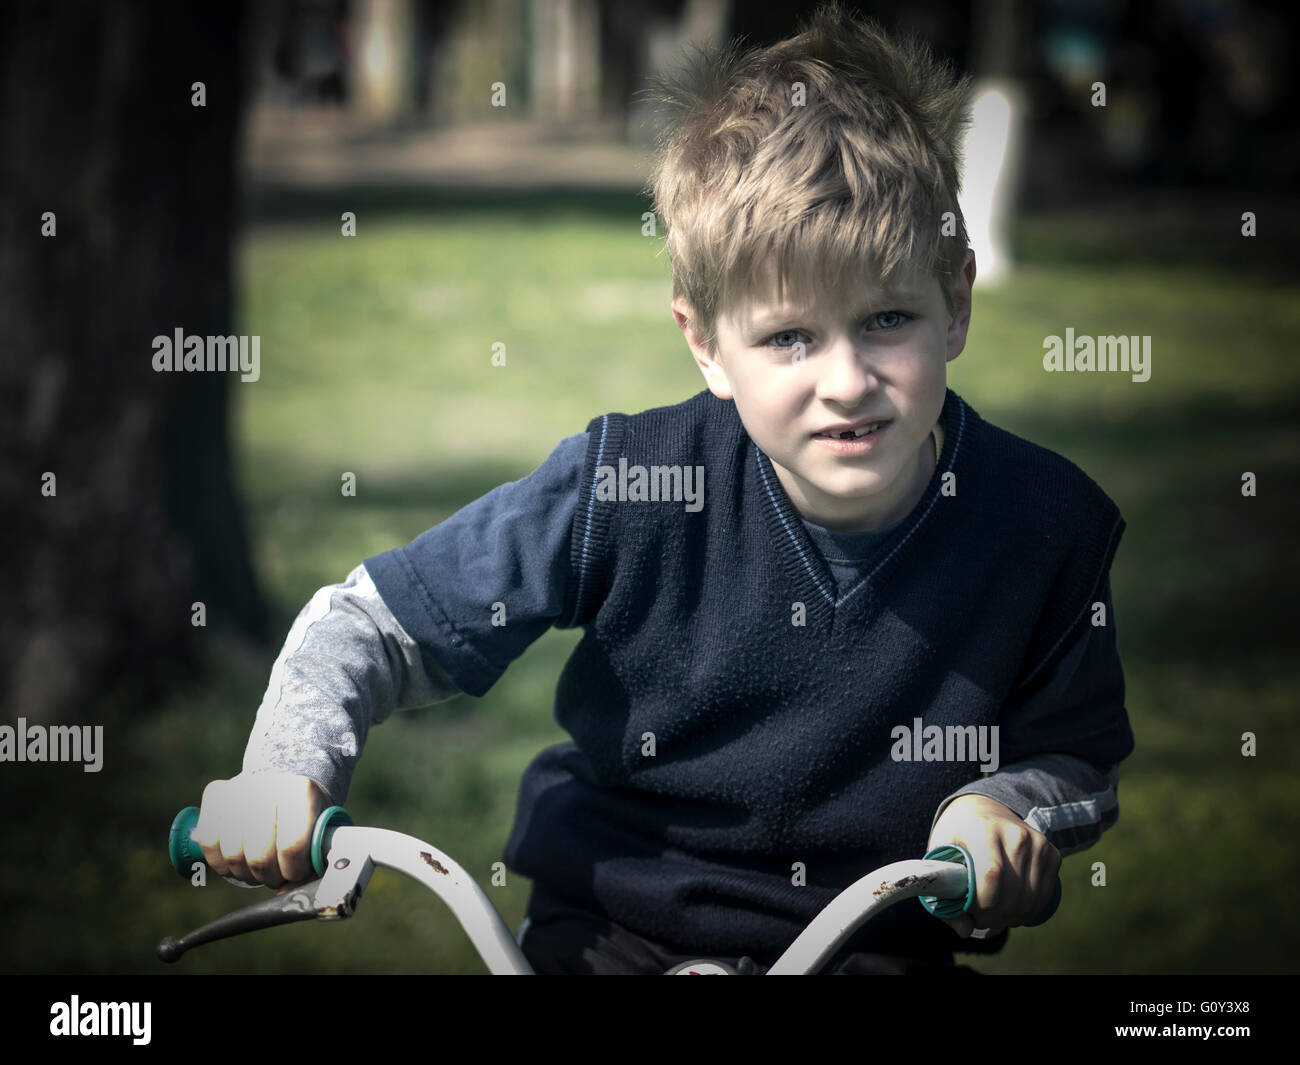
[194,5,1134,975]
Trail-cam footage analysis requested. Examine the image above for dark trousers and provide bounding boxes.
[518,884,980,975]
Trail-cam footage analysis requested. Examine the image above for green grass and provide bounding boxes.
[4,190,1296,973]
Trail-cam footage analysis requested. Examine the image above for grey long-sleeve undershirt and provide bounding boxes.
[241,561,461,803]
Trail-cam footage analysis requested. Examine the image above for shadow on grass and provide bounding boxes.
[247,182,653,229]
[997,393,1299,674]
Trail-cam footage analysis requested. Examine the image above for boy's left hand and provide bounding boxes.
[926,793,1061,938]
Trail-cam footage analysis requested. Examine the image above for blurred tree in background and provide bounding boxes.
[0,2,265,721]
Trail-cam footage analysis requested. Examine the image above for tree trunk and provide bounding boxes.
[0,1,265,722]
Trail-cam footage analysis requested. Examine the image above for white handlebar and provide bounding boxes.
[310,826,970,975]
[315,826,534,974]
[766,859,969,974]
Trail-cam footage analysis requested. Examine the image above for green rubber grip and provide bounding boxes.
[310,806,353,874]
[919,842,1061,927]
[169,806,205,876]
[169,805,353,878]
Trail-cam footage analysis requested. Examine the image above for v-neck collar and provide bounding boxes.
[752,388,973,625]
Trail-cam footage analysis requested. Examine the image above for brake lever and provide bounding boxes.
[157,847,371,964]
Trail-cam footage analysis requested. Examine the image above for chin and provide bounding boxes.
[808,468,886,493]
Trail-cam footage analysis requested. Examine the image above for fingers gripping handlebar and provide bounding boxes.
[167,804,354,880]
[919,843,1062,927]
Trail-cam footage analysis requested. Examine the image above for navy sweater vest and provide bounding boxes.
[502,387,1128,961]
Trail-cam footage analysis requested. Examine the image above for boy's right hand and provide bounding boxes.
[192,771,331,890]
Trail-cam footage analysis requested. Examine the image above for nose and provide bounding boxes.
[815,333,878,407]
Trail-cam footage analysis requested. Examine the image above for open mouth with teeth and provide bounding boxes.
[815,423,887,439]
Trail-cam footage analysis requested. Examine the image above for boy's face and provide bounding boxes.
[674,250,976,532]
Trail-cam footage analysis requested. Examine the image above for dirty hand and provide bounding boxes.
[192,770,331,890]
[926,793,1061,938]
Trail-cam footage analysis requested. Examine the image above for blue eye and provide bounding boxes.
[764,311,912,350]
[769,330,807,350]
[870,310,911,330]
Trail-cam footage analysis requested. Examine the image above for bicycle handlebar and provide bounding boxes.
[163,805,532,972]
[162,805,1062,973]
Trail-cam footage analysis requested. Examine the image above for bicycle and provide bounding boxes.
[159,805,1061,975]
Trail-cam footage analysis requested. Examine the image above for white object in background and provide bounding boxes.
[958,79,1026,288]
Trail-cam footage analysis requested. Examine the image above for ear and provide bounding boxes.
[673,297,733,400]
[945,249,977,363]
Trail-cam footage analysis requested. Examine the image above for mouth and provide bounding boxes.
[810,419,891,454]
[811,420,890,440]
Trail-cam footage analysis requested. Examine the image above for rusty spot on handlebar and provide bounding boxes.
[420,851,449,875]
[874,872,937,899]
[319,884,363,920]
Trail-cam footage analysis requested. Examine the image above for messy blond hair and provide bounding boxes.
[644,2,974,355]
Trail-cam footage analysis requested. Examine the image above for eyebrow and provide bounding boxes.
[749,290,923,330]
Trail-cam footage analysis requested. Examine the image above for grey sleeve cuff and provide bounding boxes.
[929,753,1120,857]
[241,562,462,802]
